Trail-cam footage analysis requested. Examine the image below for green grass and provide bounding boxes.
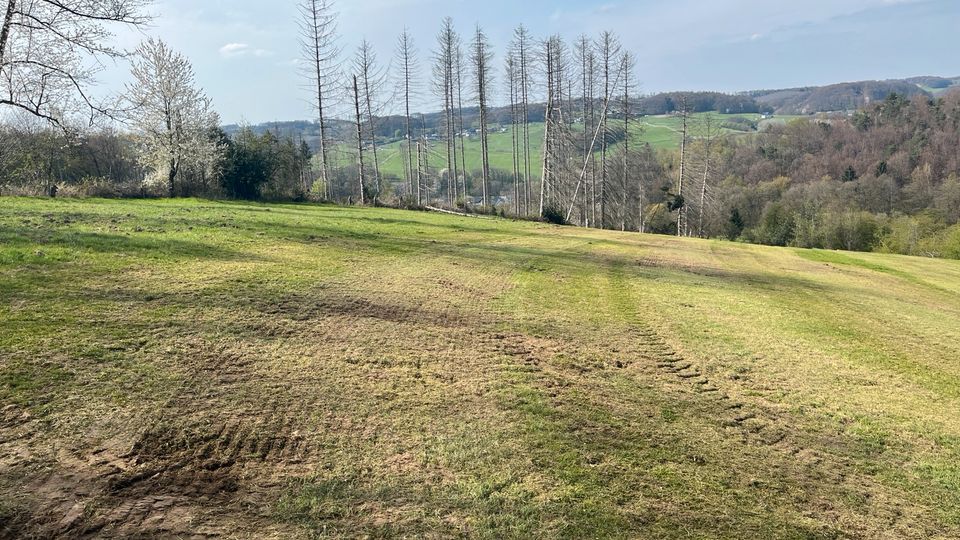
[2,197,959,538]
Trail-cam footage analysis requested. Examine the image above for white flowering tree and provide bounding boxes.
[126,38,221,197]
[0,0,150,128]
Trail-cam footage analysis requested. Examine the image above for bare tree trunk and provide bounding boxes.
[0,0,16,63]
[473,26,492,208]
[443,59,454,207]
[507,54,520,215]
[540,38,553,218]
[444,72,454,205]
[588,52,597,227]
[698,157,709,237]
[168,159,177,198]
[403,38,413,199]
[353,75,366,205]
[420,114,430,202]
[621,52,633,232]
[698,115,715,238]
[449,52,459,205]
[367,99,381,204]
[677,98,688,237]
[578,35,590,227]
[298,134,308,195]
[600,40,608,228]
[416,139,423,204]
[455,48,468,201]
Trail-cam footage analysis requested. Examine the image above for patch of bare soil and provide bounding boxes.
[1,276,495,539]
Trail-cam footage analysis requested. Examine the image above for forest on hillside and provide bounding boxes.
[683,92,960,258]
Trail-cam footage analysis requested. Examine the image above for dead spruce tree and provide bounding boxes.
[395,29,420,204]
[596,31,621,228]
[125,39,220,198]
[695,113,720,237]
[510,25,534,216]
[575,34,598,226]
[541,35,578,219]
[433,18,459,205]
[619,51,636,231]
[0,0,150,128]
[539,36,555,217]
[472,25,494,208]
[454,42,468,200]
[506,51,520,215]
[352,74,365,204]
[353,39,386,203]
[565,46,625,226]
[298,0,340,200]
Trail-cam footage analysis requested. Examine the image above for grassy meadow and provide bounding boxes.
[1,197,959,538]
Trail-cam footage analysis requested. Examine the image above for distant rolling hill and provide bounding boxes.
[746,77,957,115]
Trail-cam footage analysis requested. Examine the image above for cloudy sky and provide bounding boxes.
[100,0,959,124]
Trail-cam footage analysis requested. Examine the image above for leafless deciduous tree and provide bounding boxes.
[0,0,150,128]
[298,0,339,200]
[125,38,220,198]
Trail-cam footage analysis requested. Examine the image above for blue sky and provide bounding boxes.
[102,0,959,124]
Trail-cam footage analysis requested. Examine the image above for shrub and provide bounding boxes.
[940,225,960,259]
[878,213,945,256]
[823,211,881,252]
[541,205,567,225]
[751,202,794,246]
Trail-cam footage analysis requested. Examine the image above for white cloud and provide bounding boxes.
[219,43,249,57]
[219,42,272,59]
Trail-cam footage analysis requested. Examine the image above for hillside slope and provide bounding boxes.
[1,199,959,538]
